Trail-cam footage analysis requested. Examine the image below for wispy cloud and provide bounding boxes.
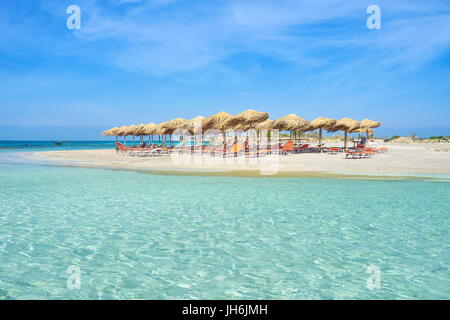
[0,0,448,77]
[47,0,446,76]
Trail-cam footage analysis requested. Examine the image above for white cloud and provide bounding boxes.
[4,0,450,76]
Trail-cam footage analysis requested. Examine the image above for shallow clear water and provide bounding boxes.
[0,149,449,299]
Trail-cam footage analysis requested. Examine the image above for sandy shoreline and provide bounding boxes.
[28,143,450,179]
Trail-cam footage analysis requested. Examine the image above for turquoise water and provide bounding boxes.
[0,140,185,153]
[0,147,449,299]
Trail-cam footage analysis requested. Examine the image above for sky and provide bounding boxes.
[0,0,450,140]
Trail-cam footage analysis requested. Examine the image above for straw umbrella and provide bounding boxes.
[186,116,206,135]
[307,117,337,151]
[160,118,189,147]
[254,119,275,153]
[126,124,141,146]
[255,119,275,141]
[183,116,205,152]
[202,111,233,152]
[254,119,274,131]
[350,127,374,136]
[101,127,119,143]
[132,124,147,145]
[110,127,120,143]
[152,124,167,146]
[115,125,131,145]
[226,109,269,153]
[143,123,158,146]
[101,128,111,136]
[329,118,360,150]
[273,114,309,141]
[202,111,233,131]
[225,109,269,128]
[358,119,381,139]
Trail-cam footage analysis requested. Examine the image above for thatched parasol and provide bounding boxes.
[115,125,134,145]
[133,124,146,135]
[358,119,381,139]
[253,119,275,151]
[359,119,381,130]
[141,123,158,145]
[202,111,233,131]
[160,118,189,134]
[159,118,189,147]
[110,127,120,136]
[186,116,205,135]
[225,109,269,128]
[273,114,309,142]
[102,127,121,142]
[126,124,143,146]
[307,117,337,150]
[309,117,337,131]
[329,118,360,149]
[143,123,158,135]
[224,110,269,152]
[329,118,360,132]
[202,111,234,147]
[254,119,275,130]
[273,114,309,131]
[116,125,132,136]
[350,127,374,135]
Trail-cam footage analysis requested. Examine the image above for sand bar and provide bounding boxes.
[31,143,450,179]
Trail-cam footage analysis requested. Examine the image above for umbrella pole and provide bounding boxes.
[319,128,322,152]
[234,133,237,157]
[344,131,348,150]
[222,131,226,157]
[257,130,260,157]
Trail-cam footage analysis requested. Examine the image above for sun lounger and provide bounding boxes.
[326,147,341,154]
[293,144,310,153]
[345,149,375,159]
[281,141,294,155]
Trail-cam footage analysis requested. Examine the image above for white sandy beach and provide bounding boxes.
[30,143,450,178]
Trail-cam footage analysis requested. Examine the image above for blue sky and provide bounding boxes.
[1,0,450,140]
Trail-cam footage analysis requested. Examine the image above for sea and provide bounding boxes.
[0,140,448,299]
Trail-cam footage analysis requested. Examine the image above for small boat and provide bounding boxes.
[52,142,62,146]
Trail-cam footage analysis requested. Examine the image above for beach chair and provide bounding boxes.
[294,144,310,153]
[230,143,243,157]
[326,147,340,155]
[116,142,134,154]
[281,141,295,155]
